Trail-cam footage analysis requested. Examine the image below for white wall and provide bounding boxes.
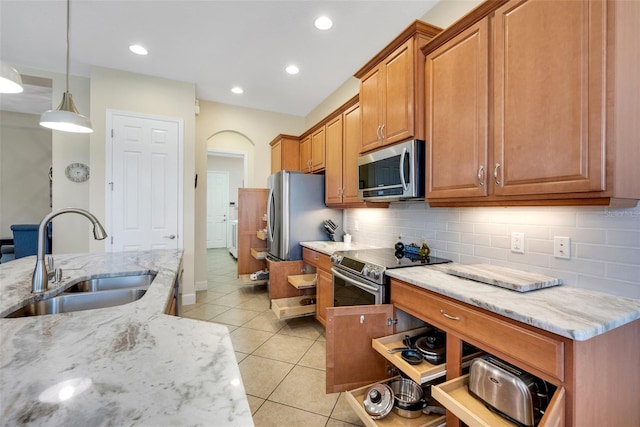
[3,67,91,254]
[0,111,51,236]
[89,66,197,301]
[345,204,640,299]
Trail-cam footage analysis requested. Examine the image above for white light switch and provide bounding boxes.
[554,236,571,259]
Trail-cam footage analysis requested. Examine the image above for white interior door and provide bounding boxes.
[109,112,181,251]
[207,171,229,248]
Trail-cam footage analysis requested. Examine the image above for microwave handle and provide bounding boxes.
[399,147,409,191]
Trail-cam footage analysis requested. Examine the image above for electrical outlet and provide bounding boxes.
[511,232,525,254]
[554,236,571,259]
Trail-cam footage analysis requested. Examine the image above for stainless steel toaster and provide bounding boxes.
[468,356,551,427]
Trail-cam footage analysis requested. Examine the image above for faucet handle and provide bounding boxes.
[54,268,63,284]
[47,255,54,271]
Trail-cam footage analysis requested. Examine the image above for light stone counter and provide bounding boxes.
[300,241,378,256]
[386,263,640,341]
[0,251,253,426]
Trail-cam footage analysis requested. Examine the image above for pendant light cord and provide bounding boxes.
[65,0,70,93]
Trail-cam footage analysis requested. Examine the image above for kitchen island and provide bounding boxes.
[0,250,253,426]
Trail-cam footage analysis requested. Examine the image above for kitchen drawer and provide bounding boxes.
[288,273,317,289]
[373,327,483,385]
[302,247,332,271]
[271,295,316,320]
[345,377,446,427]
[391,280,565,382]
[372,327,447,385]
[432,374,565,427]
[250,247,267,260]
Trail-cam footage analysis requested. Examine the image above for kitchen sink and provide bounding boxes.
[63,272,156,293]
[5,288,147,318]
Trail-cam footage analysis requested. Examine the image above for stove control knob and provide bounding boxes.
[372,269,381,280]
[362,266,370,276]
[330,254,343,264]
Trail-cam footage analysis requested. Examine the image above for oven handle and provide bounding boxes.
[331,268,381,294]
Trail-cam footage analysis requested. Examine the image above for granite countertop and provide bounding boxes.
[0,251,253,426]
[386,263,640,341]
[300,241,378,256]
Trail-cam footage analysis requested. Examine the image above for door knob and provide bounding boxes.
[163,234,176,239]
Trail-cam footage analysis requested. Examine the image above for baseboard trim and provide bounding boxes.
[195,280,208,291]
[182,293,196,306]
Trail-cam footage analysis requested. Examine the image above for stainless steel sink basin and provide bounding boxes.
[63,272,156,293]
[5,288,147,318]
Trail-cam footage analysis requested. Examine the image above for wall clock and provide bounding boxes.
[65,162,90,183]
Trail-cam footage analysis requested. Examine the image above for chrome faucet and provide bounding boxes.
[32,208,108,293]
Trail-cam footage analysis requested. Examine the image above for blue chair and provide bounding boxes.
[11,224,51,259]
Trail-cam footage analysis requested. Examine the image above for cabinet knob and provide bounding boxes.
[494,163,501,186]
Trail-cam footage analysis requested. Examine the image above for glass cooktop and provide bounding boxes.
[337,247,451,269]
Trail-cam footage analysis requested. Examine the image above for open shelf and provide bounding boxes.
[251,247,268,260]
[345,377,446,427]
[271,295,316,320]
[288,273,317,289]
[239,274,268,286]
[432,375,565,427]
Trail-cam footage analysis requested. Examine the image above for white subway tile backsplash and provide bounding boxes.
[344,204,640,299]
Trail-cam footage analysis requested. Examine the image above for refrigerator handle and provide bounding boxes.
[266,187,275,242]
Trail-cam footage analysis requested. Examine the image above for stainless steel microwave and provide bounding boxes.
[358,139,425,201]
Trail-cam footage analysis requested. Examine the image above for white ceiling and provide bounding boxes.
[1,0,441,117]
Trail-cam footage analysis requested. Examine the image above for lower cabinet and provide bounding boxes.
[325,277,639,425]
[302,247,333,327]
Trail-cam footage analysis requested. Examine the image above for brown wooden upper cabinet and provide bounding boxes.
[424,0,639,206]
[325,98,365,207]
[299,127,325,173]
[270,134,300,174]
[356,21,441,153]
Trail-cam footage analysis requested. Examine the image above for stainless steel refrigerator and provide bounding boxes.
[267,170,342,261]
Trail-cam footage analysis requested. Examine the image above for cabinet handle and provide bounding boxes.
[477,165,485,186]
[376,125,382,140]
[380,124,385,140]
[440,309,460,321]
[494,163,501,186]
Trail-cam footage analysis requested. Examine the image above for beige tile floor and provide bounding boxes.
[181,248,364,427]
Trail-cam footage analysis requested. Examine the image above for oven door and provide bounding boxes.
[331,267,385,306]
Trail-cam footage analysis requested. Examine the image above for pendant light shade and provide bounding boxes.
[40,0,93,133]
[0,61,24,94]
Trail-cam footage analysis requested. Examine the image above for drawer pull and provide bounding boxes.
[440,309,460,321]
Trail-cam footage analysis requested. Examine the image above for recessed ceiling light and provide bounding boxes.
[129,44,148,55]
[314,16,333,30]
[231,87,244,94]
[285,65,300,75]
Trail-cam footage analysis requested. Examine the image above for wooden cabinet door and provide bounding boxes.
[342,103,363,204]
[237,188,268,276]
[299,135,311,173]
[315,268,332,327]
[325,115,343,205]
[326,304,394,393]
[311,126,326,172]
[383,38,415,146]
[360,65,384,153]
[426,18,489,199]
[270,140,282,174]
[493,0,605,196]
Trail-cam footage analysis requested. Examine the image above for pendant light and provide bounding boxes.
[40,0,93,133]
[0,61,24,93]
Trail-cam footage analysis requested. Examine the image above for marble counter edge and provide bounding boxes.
[300,241,379,256]
[386,264,640,341]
